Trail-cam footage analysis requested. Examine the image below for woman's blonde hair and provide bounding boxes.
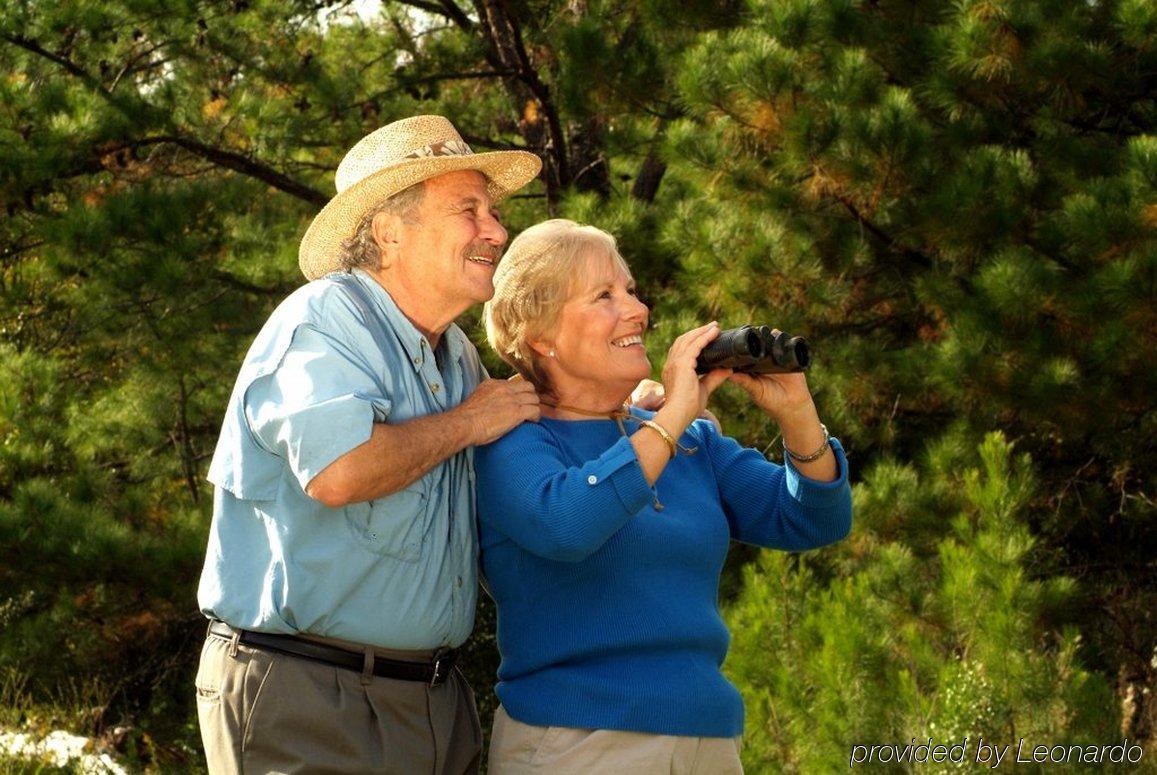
[485,219,631,395]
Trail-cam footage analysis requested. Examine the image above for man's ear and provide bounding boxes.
[371,210,400,268]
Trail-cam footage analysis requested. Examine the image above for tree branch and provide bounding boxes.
[109,41,174,92]
[831,192,933,270]
[472,0,568,207]
[457,131,534,151]
[174,373,200,505]
[4,34,325,207]
[211,270,291,296]
[115,136,329,206]
[403,69,515,83]
[1,33,104,92]
[439,0,476,30]
[631,150,667,203]
[0,240,45,260]
[167,137,329,205]
[391,0,475,30]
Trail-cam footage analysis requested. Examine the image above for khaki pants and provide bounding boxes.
[195,630,481,774]
[488,706,743,774]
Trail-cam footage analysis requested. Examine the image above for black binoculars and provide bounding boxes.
[695,325,810,375]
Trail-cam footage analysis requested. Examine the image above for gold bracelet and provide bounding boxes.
[637,419,677,459]
[783,424,831,464]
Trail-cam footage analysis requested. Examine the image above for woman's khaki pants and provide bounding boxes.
[487,705,743,774]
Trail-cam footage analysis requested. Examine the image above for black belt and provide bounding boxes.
[207,621,457,686]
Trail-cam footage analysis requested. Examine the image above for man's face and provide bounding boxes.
[392,170,508,318]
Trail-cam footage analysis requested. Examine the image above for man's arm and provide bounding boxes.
[306,378,540,507]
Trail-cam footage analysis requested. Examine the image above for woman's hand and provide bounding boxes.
[653,322,732,437]
[631,377,723,432]
[728,328,837,481]
[727,370,816,424]
[725,329,816,422]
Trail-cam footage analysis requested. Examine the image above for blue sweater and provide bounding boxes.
[475,410,852,738]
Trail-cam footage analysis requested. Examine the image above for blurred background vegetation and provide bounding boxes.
[1,0,1154,771]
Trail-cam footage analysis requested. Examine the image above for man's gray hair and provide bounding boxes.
[338,181,427,272]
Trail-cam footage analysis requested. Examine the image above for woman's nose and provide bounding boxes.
[626,294,649,322]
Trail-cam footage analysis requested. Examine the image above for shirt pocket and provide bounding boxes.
[343,482,429,561]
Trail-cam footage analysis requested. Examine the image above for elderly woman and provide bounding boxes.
[477,219,852,773]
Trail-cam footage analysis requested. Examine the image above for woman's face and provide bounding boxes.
[542,251,651,406]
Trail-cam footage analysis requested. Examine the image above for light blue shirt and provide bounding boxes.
[199,269,484,649]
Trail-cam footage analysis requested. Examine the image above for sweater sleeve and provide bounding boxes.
[475,424,655,562]
[698,421,853,551]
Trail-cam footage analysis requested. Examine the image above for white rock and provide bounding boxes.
[0,726,127,775]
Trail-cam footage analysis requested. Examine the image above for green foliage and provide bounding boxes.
[666,0,1156,739]
[1,0,1152,766]
[726,433,1118,772]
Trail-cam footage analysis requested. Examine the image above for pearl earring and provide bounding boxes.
[549,349,556,358]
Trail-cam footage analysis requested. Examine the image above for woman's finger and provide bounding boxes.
[670,322,720,363]
[727,371,759,393]
[701,368,732,394]
[671,321,718,348]
[689,323,722,355]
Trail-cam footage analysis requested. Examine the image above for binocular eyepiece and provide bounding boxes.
[695,325,810,375]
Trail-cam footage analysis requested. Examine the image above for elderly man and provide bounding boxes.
[195,116,542,774]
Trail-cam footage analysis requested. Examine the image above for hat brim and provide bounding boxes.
[298,150,542,281]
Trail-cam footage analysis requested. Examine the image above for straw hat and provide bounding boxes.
[298,115,542,281]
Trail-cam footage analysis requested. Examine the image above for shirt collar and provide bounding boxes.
[351,269,467,370]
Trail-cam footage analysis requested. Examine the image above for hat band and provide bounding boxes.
[403,139,473,159]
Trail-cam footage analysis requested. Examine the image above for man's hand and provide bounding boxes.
[630,379,667,411]
[307,378,539,507]
[454,378,541,446]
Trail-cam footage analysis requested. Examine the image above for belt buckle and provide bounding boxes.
[429,649,451,687]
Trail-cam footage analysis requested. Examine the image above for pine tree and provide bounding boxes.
[0,0,734,763]
[725,433,1118,772]
[2,0,1153,765]
[664,0,1156,746]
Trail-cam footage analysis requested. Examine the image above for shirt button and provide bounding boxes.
[431,383,441,393]
[587,475,597,485]
[457,577,463,588]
